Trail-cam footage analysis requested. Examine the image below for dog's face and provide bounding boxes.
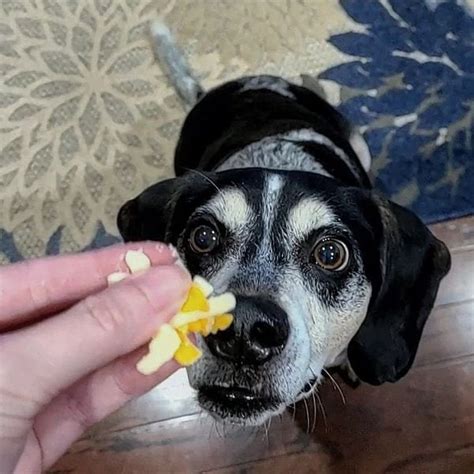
[118,169,450,425]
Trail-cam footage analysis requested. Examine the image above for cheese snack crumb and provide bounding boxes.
[124,249,152,273]
[106,272,128,285]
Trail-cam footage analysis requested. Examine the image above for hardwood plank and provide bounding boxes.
[435,248,474,306]
[429,215,474,251]
[428,215,474,306]
[291,359,474,474]
[51,360,474,473]
[207,444,474,474]
[85,368,199,438]
[414,299,474,367]
[204,449,336,474]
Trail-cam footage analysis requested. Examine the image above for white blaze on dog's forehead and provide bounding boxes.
[262,173,284,234]
[287,197,336,240]
[204,188,252,232]
[266,172,283,195]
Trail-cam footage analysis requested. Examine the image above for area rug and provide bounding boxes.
[1,0,473,263]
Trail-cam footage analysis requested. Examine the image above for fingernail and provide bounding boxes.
[155,242,169,255]
[167,244,180,260]
[168,245,187,271]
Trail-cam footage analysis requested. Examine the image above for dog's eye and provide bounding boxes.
[312,238,349,271]
[189,224,219,254]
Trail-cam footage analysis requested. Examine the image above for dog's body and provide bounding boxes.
[118,23,450,425]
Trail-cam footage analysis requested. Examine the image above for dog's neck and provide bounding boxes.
[213,126,370,189]
[215,134,333,177]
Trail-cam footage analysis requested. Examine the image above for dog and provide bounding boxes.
[117,22,451,425]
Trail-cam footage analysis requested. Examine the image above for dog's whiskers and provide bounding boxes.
[215,419,225,439]
[290,402,297,421]
[303,397,310,434]
[322,368,346,405]
[311,391,318,433]
[222,420,229,438]
[309,366,319,382]
[267,416,273,432]
[316,392,328,431]
[263,418,270,445]
[208,419,215,440]
[197,409,206,427]
[183,167,223,195]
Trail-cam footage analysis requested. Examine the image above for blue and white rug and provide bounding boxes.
[321,0,473,224]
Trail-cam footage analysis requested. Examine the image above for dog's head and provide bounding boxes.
[118,169,450,424]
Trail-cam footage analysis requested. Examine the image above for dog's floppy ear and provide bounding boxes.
[117,174,213,243]
[348,195,451,385]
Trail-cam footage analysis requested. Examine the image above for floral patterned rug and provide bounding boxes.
[1,0,473,263]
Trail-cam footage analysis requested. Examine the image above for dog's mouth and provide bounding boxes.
[198,385,281,422]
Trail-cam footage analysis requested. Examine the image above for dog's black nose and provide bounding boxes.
[205,296,289,365]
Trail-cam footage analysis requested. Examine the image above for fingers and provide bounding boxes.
[0,242,178,331]
[2,263,190,408]
[15,349,179,471]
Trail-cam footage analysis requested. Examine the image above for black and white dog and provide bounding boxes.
[117,22,451,425]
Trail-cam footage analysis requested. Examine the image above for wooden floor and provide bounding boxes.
[51,216,474,474]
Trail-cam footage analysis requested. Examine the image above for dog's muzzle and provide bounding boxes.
[197,296,290,419]
[205,295,289,365]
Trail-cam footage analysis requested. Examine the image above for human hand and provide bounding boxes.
[0,243,191,473]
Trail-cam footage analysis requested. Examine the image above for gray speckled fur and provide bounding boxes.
[216,136,331,176]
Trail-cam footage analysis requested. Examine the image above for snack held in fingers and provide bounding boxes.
[106,248,153,282]
[106,250,235,375]
[137,276,235,374]
[124,249,152,273]
[106,271,128,285]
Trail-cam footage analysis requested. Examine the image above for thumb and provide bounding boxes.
[2,264,190,410]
